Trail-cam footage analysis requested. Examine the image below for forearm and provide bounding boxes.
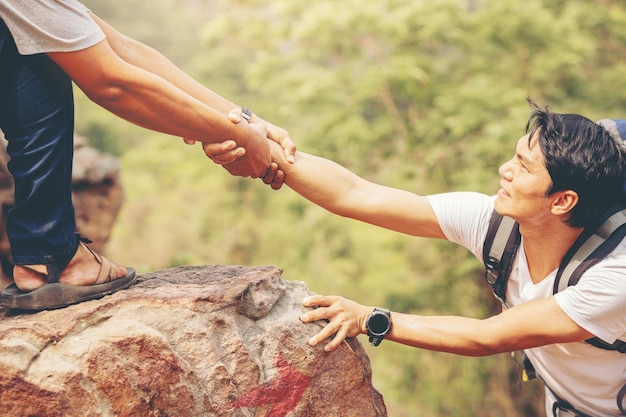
[387,313,511,356]
[90,12,241,116]
[86,65,236,142]
[48,42,251,146]
[277,148,364,215]
[114,37,295,157]
[91,13,294,160]
[270,143,444,237]
[379,297,592,355]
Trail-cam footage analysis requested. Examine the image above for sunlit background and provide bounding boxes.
[77,0,626,415]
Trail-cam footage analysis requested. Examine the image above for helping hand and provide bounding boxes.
[225,108,296,163]
[192,139,244,165]
[261,161,285,190]
[200,138,286,189]
[192,108,295,184]
[221,119,271,177]
[183,124,270,178]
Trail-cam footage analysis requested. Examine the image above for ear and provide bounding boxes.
[551,190,578,215]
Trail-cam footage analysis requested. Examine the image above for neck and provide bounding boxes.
[519,221,584,284]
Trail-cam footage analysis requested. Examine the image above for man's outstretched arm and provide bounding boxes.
[262,141,446,238]
[300,294,594,354]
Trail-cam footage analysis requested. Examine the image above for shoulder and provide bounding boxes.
[427,191,494,218]
[427,192,495,258]
[554,253,626,343]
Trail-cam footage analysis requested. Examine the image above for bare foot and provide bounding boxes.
[13,243,129,291]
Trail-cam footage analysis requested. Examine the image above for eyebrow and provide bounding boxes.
[516,151,532,167]
[515,138,536,169]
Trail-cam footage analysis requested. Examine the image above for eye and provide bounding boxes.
[515,156,527,171]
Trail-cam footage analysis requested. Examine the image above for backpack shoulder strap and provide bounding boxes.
[482,207,626,353]
[554,206,626,291]
[483,210,521,308]
[553,205,626,353]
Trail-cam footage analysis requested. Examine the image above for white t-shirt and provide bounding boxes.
[0,0,104,55]
[427,191,626,417]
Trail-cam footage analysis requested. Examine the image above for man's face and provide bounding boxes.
[494,133,554,223]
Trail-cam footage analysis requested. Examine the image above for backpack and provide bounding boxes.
[482,205,626,353]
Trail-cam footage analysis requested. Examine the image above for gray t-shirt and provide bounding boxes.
[0,0,104,55]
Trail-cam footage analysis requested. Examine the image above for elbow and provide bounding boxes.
[326,190,364,218]
[459,339,508,357]
[326,202,357,220]
[474,340,507,356]
[81,78,127,108]
[470,322,520,356]
[298,192,352,218]
[327,204,348,217]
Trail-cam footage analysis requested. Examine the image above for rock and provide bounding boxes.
[0,265,387,417]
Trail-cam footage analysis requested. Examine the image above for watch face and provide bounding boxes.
[368,313,390,335]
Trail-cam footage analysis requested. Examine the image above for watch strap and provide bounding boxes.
[367,307,392,346]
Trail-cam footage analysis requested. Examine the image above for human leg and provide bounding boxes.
[0,17,79,269]
[0,19,134,309]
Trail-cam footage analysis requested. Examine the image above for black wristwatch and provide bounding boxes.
[366,307,392,346]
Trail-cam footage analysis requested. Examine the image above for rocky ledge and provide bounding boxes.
[0,265,387,417]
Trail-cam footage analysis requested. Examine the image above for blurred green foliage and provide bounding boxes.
[78,0,626,415]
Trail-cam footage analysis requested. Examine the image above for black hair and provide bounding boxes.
[526,100,626,228]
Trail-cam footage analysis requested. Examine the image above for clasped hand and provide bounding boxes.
[186,108,296,183]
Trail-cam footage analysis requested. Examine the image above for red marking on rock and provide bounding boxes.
[228,353,311,417]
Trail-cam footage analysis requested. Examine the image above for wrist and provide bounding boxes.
[241,106,252,122]
[365,307,393,347]
[360,305,373,334]
[242,107,265,126]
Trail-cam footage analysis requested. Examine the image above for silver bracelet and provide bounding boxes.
[241,107,252,122]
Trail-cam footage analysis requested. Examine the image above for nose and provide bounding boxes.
[498,158,513,181]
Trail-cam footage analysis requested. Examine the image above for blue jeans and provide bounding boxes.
[0,18,79,267]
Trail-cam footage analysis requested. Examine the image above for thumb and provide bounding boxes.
[228,108,243,124]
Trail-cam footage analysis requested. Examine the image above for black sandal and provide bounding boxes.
[0,236,136,311]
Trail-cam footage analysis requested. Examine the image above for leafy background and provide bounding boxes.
[77,0,626,415]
